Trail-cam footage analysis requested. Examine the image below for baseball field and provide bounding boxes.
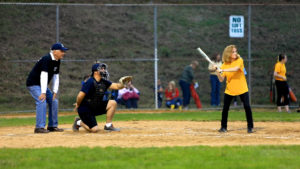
[1,109,300,169]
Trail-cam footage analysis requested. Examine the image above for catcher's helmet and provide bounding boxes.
[91,63,109,80]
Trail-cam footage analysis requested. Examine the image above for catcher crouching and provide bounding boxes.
[73,63,132,132]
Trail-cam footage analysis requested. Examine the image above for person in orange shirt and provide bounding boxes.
[213,45,254,133]
[274,54,290,113]
[165,81,183,110]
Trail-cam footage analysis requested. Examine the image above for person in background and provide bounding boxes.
[117,81,140,109]
[233,68,247,107]
[165,81,182,110]
[26,42,68,133]
[214,45,254,133]
[208,53,222,106]
[157,79,164,108]
[274,54,290,113]
[179,60,199,109]
[233,97,238,107]
[81,75,90,85]
[190,82,202,109]
[110,90,119,101]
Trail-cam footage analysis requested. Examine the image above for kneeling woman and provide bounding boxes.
[165,81,183,110]
[214,45,254,133]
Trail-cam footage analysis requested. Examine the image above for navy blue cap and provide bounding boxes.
[92,63,107,72]
[51,43,69,51]
[92,63,100,72]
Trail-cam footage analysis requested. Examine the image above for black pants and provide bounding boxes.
[221,92,254,129]
[275,80,289,106]
[78,100,108,129]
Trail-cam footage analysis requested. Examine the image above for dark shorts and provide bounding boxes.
[78,100,109,129]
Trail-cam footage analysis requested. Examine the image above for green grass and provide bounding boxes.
[1,146,300,169]
[1,111,300,127]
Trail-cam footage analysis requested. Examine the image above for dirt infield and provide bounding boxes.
[1,121,300,148]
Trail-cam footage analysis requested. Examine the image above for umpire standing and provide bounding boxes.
[26,42,68,133]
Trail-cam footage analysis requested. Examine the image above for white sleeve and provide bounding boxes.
[40,71,48,94]
[117,88,126,99]
[52,74,59,93]
[133,88,139,94]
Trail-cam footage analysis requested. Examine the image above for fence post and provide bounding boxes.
[154,6,158,109]
[56,5,59,42]
[248,5,252,104]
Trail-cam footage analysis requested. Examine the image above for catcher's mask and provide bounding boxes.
[91,63,109,80]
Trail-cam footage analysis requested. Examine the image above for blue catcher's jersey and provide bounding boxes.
[78,77,112,114]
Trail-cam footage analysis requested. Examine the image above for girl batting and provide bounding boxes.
[214,45,254,133]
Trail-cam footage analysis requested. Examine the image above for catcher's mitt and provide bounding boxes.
[119,76,133,85]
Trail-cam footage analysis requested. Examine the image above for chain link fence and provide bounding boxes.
[0,3,299,112]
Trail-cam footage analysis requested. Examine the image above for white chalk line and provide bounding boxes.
[1,127,300,140]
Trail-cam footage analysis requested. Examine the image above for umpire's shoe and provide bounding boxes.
[104,124,120,132]
[47,127,64,132]
[34,128,49,134]
[72,117,81,132]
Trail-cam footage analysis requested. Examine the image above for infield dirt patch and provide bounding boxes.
[1,121,300,148]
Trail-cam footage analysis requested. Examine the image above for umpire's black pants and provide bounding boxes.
[221,92,254,129]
